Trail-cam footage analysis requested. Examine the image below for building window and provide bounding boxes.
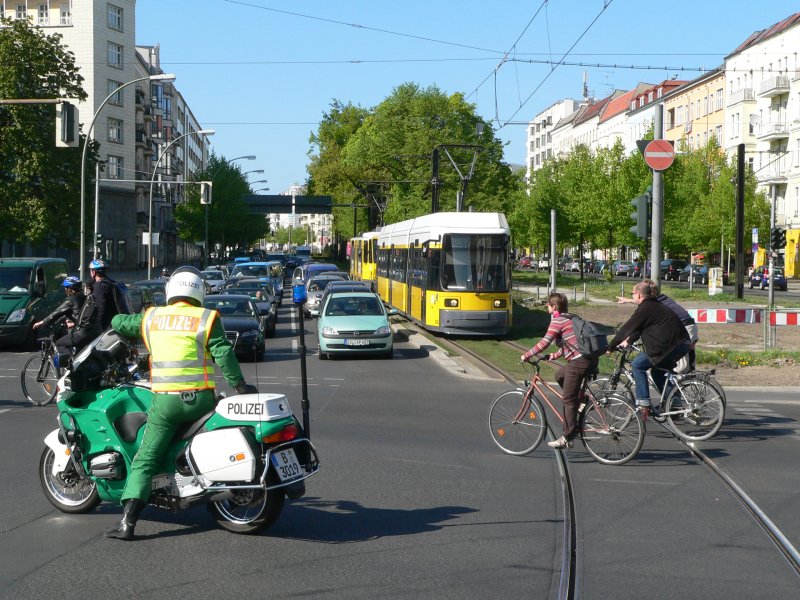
[107,80,122,106]
[716,89,724,111]
[38,4,48,24]
[107,42,123,69]
[107,3,123,31]
[104,240,114,265]
[715,125,722,142]
[16,4,26,19]
[107,118,123,143]
[107,155,123,179]
[60,2,71,24]
[117,240,127,265]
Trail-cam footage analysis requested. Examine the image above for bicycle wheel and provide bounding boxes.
[580,394,644,465]
[21,353,60,406]
[664,379,725,442]
[588,376,634,404]
[488,390,547,456]
[676,372,727,407]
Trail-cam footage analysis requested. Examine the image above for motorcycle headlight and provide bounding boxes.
[321,326,338,336]
[6,309,26,323]
[374,326,391,336]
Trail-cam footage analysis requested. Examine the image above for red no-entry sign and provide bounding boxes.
[643,139,675,171]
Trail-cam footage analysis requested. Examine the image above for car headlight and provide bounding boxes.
[374,326,391,336]
[321,326,338,336]
[6,309,26,323]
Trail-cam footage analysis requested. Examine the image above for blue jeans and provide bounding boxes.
[631,343,690,406]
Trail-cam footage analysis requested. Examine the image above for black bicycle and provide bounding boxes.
[21,319,68,406]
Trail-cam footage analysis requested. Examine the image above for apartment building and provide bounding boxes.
[525,98,579,179]
[1,0,211,270]
[663,69,725,152]
[724,12,800,277]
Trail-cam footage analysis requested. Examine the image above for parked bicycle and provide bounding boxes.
[589,346,725,442]
[21,318,68,406]
[488,358,645,465]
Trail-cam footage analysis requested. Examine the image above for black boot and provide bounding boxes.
[104,499,145,540]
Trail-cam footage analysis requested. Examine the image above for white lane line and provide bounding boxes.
[742,400,800,406]
[734,408,777,414]
[0,409,11,415]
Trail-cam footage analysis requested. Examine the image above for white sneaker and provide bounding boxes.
[547,436,573,449]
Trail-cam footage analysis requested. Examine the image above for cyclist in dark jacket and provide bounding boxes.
[88,259,119,330]
[33,277,100,361]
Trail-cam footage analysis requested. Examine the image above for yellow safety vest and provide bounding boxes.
[141,304,218,392]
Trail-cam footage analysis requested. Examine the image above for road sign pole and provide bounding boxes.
[650,104,664,288]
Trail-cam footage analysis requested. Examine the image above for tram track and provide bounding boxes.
[428,332,578,600]
[425,327,800,584]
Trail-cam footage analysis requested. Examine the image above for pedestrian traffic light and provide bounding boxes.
[630,187,651,239]
[96,232,103,245]
[200,181,212,205]
[771,227,787,250]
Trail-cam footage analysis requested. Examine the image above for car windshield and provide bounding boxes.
[325,296,383,317]
[0,267,31,293]
[201,270,223,280]
[441,233,508,292]
[234,265,269,277]
[205,299,254,317]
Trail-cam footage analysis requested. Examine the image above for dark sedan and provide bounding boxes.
[203,294,266,360]
[133,279,167,305]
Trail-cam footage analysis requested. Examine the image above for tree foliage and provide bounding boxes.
[307,83,521,239]
[0,17,97,252]
[175,154,269,257]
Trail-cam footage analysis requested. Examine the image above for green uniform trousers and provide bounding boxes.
[121,389,216,502]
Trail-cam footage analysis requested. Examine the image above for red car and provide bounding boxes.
[516,256,532,269]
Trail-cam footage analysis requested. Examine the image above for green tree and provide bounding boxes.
[307,83,519,238]
[176,154,269,260]
[0,17,96,253]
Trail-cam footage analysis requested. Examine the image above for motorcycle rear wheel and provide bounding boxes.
[209,488,285,534]
[39,447,100,514]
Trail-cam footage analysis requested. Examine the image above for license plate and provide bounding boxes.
[270,448,303,482]
[344,338,369,346]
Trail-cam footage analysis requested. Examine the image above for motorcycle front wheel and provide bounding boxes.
[209,487,285,534]
[39,447,100,513]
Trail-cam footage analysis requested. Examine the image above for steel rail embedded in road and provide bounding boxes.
[431,332,578,600]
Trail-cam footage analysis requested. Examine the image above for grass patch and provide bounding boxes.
[696,348,800,368]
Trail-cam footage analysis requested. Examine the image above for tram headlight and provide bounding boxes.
[493,299,507,308]
[444,298,459,308]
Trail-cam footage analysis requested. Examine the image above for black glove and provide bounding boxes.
[234,382,258,394]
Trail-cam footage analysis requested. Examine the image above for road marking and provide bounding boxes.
[742,399,800,406]
[0,409,11,415]
[589,478,679,486]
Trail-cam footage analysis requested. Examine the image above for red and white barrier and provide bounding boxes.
[769,312,800,326]
[688,308,762,324]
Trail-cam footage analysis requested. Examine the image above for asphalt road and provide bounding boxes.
[1,298,799,598]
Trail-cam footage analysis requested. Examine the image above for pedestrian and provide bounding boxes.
[32,276,100,363]
[616,278,698,370]
[104,266,256,541]
[609,281,690,419]
[87,259,118,330]
[520,292,598,449]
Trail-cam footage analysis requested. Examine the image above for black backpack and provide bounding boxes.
[111,281,132,315]
[566,314,614,358]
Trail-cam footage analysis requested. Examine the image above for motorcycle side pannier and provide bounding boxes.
[189,427,257,482]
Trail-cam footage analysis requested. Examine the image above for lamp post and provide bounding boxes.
[147,128,215,279]
[207,155,256,267]
[243,169,265,178]
[79,73,175,281]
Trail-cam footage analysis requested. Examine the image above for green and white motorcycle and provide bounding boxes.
[40,330,319,534]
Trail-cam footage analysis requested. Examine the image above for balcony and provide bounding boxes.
[727,88,755,106]
[135,126,147,147]
[757,156,788,185]
[758,75,790,98]
[756,122,789,141]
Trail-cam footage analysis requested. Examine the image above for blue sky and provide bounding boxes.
[136,1,799,194]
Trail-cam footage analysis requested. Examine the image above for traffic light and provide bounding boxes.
[55,101,78,148]
[96,232,103,245]
[630,187,651,239]
[771,227,787,250]
[200,181,212,205]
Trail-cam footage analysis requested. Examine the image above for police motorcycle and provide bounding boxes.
[39,329,320,534]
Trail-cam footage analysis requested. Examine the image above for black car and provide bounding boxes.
[133,279,167,306]
[660,259,688,281]
[203,294,267,360]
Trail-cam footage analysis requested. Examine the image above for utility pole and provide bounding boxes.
[735,144,745,299]
[650,103,664,288]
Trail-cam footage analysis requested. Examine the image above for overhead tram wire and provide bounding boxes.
[499,0,615,131]
[223,0,505,55]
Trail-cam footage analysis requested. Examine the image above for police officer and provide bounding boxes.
[104,266,256,541]
[33,276,100,362]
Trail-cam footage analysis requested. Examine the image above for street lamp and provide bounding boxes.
[79,73,175,280]
[243,169,265,177]
[147,128,215,279]
[250,179,269,185]
[254,187,270,193]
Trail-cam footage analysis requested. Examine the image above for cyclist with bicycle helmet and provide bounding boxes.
[33,277,100,361]
[105,266,255,541]
[87,258,119,329]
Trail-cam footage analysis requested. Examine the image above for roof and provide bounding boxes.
[727,12,800,58]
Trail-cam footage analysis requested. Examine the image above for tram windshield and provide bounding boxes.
[441,234,508,292]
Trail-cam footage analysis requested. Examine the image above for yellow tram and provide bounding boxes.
[351,212,512,337]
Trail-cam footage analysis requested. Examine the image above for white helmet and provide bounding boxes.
[165,266,205,306]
